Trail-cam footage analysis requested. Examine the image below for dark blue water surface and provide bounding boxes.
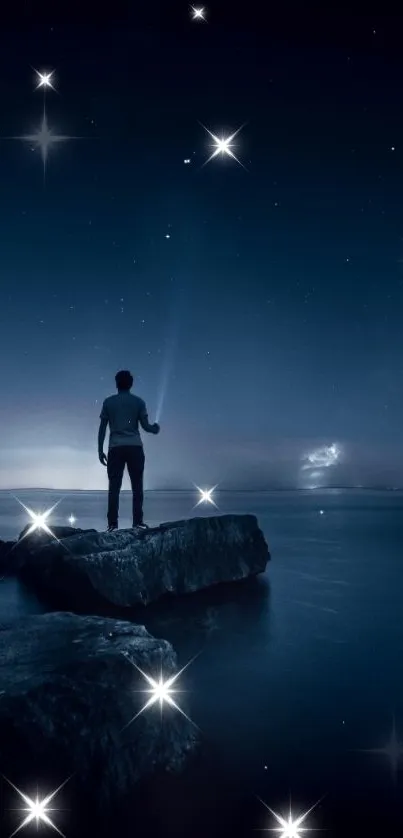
[0,489,402,836]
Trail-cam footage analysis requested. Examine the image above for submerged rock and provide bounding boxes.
[0,612,197,819]
[19,514,270,608]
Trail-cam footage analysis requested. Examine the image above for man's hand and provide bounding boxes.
[99,451,108,466]
[153,423,160,435]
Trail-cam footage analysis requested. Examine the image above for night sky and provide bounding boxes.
[1,6,403,490]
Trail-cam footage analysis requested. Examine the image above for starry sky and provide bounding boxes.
[1,6,403,490]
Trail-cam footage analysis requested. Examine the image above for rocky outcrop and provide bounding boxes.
[0,526,97,575]
[0,612,197,819]
[18,515,270,609]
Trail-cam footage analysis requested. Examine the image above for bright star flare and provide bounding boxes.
[13,496,62,539]
[11,496,70,553]
[191,5,207,21]
[122,655,198,730]
[34,69,56,92]
[68,515,76,526]
[200,123,247,169]
[5,776,70,837]
[301,443,341,471]
[258,796,324,837]
[194,484,218,508]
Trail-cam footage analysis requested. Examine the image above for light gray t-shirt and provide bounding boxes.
[100,392,150,449]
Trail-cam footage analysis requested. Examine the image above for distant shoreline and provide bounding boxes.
[0,487,401,493]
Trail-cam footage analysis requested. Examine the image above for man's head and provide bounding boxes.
[115,370,134,392]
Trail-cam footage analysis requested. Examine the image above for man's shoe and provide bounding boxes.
[107,524,118,532]
[134,523,149,531]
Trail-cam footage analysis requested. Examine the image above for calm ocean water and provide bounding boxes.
[0,488,402,835]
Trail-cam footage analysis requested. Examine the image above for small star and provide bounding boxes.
[184,158,191,164]
[319,510,324,515]
[68,515,76,526]
[390,146,395,151]
[356,716,403,781]
[191,5,207,21]
[165,233,170,238]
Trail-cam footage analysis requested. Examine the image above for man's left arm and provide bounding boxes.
[98,402,109,465]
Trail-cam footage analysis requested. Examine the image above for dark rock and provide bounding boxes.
[18,524,97,547]
[0,540,17,574]
[19,514,270,609]
[0,612,197,820]
[0,524,96,576]
[0,526,97,576]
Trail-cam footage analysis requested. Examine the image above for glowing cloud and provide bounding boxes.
[301,443,341,471]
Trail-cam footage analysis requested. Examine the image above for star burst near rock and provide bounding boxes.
[11,495,70,553]
[122,655,198,730]
[12,496,62,539]
[194,485,218,508]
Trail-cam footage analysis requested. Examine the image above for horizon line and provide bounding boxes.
[0,486,401,493]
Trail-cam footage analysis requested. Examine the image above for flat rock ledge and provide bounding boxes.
[16,514,270,608]
[0,612,197,819]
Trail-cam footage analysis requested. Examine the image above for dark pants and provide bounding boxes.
[107,445,145,527]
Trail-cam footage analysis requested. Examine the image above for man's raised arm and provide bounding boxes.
[139,401,160,434]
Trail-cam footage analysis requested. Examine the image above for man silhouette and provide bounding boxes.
[98,370,160,532]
